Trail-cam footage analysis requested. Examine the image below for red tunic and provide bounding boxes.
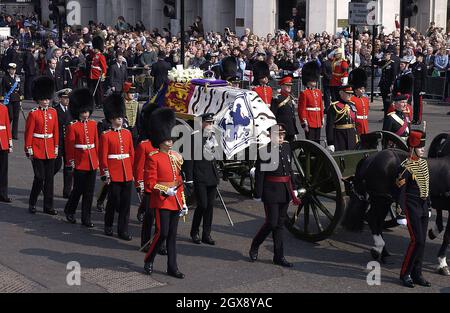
[24,107,59,159]
[89,51,107,80]
[144,150,185,211]
[330,59,349,87]
[298,88,324,129]
[65,119,100,171]
[99,128,134,182]
[252,85,273,106]
[133,140,156,188]
[0,104,12,151]
[351,95,370,135]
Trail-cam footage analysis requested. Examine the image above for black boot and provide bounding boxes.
[96,202,104,213]
[273,257,293,268]
[65,213,76,224]
[190,231,201,244]
[201,234,215,245]
[400,275,415,288]
[249,246,258,262]
[167,269,185,279]
[29,206,37,214]
[118,232,133,241]
[82,220,94,228]
[144,262,153,275]
[104,227,113,236]
[412,275,431,287]
[44,208,58,216]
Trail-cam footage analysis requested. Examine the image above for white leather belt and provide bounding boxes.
[0,126,6,130]
[357,115,368,120]
[75,144,95,150]
[108,154,129,160]
[306,107,321,111]
[33,133,53,139]
[92,66,102,70]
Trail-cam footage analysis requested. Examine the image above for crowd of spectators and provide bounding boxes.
[1,10,449,101]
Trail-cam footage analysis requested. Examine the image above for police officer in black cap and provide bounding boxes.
[1,63,22,140]
[411,52,427,124]
[375,50,397,116]
[183,113,220,245]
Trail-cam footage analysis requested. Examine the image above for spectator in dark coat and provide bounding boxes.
[109,54,128,93]
[22,46,37,100]
[151,51,172,93]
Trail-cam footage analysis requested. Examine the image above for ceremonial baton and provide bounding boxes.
[19,102,27,120]
[92,68,103,97]
[216,187,234,227]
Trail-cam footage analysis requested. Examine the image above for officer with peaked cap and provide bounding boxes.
[1,63,22,139]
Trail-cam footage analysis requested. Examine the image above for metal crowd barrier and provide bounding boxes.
[424,72,448,101]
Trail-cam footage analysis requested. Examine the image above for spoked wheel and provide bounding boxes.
[286,140,346,242]
[428,133,450,158]
[380,131,408,151]
[221,160,255,197]
[356,131,408,152]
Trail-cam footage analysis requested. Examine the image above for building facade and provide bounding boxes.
[35,0,447,36]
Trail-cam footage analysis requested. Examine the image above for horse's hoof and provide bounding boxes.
[428,229,437,240]
[438,267,450,276]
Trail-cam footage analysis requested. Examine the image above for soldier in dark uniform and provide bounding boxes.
[396,130,431,288]
[375,51,397,116]
[271,76,299,143]
[325,86,359,152]
[249,124,300,267]
[392,58,413,104]
[383,94,410,142]
[1,63,22,140]
[411,52,427,124]
[53,89,73,198]
[184,113,220,245]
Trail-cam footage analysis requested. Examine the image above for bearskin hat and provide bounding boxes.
[408,130,426,148]
[32,76,55,101]
[92,36,104,51]
[252,61,271,83]
[301,61,320,86]
[148,107,176,148]
[103,93,125,120]
[399,74,413,94]
[349,67,368,89]
[220,56,237,81]
[69,88,94,118]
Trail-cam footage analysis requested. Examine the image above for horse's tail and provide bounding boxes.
[342,156,370,232]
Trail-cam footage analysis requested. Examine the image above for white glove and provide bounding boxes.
[428,210,432,218]
[249,167,256,179]
[70,159,75,169]
[26,148,34,159]
[54,147,59,157]
[166,187,177,197]
[341,77,348,85]
[139,181,145,193]
[293,190,299,198]
[419,92,426,96]
[9,147,13,153]
[327,145,335,153]
[180,205,188,217]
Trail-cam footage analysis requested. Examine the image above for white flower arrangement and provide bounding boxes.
[168,67,204,83]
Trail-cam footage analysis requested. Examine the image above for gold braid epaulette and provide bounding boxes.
[402,158,430,198]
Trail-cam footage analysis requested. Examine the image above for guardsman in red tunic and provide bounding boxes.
[89,36,107,108]
[329,48,349,102]
[143,108,188,279]
[298,61,324,143]
[349,68,370,135]
[0,101,13,203]
[252,61,273,106]
[25,76,59,215]
[134,138,161,252]
[64,88,99,227]
[99,94,135,240]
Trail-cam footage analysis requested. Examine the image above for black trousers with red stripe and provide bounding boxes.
[144,208,180,272]
[140,193,153,247]
[0,150,9,199]
[251,202,289,261]
[401,197,429,278]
